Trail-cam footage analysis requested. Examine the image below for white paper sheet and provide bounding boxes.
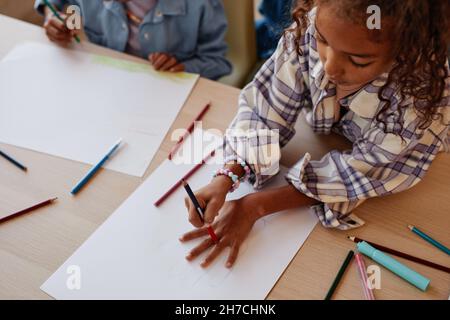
[41,130,318,299]
[0,42,199,177]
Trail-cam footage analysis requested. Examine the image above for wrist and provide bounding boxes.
[241,192,266,221]
[224,162,245,179]
[211,175,233,195]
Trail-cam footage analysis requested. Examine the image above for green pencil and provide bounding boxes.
[43,0,81,43]
[325,250,354,300]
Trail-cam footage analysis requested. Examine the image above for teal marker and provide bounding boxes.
[408,225,450,256]
[357,241,430,291]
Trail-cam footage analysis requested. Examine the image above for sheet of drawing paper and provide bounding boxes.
[0,42,199,177]
[40,130,319,299]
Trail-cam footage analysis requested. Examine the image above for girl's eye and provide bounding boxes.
[350,58,373,68]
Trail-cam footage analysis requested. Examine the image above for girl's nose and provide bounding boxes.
[324,49,344,79]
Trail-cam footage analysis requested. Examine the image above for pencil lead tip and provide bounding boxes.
[347,236,355,242]
[407,225,414,230]
[51,197,58,202]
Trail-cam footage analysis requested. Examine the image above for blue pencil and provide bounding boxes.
[0,149,27,171]
[71,139,122,195]
[408,225,450,256]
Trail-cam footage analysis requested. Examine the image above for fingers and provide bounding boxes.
[201,240,226,268]
[169,63,185,73]
[182,233,241,268]
[185,238,214,261]
[203,199,222,224]
[46,15,68,33]
[226,244,240,268]
[152,53,170,70]
[148,53,159,64]
[148,53,183,72]
[179,226,209,242]
[184,196,206,228]
[44,16,72,45]
[159,56,178,71]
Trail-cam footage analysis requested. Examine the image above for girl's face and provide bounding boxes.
[315,5,394,88]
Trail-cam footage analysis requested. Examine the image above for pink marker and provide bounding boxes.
[354,252,375,300]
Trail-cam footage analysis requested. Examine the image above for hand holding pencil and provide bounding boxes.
[182,177,230,228]
[43,0,81,46]
[180,189,260,269]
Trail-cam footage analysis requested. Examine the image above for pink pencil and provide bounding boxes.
[354,252,375,300]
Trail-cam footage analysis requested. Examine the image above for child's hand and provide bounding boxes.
[43,11,78,46]
[148,53,185,72]
[180,195,260,268]
[184,176,232,227]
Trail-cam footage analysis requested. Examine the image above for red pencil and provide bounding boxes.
[168,102,211,160]
[154,150,216,207]
[0,197,58,224]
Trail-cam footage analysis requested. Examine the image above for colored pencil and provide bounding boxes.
[324,250,354,300]
[408,225,450,256]
[154,149,215,207]
[71,139,122,195]
[168,102,211,160]
[0,197,57,224]
[0,149,27,171]
[182,179,204,222]
[43,0,81,43]
[354,252,375,300]
[348,236,450,273]
[181,179,218,243]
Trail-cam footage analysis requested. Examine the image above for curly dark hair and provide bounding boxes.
[288,0,449,132]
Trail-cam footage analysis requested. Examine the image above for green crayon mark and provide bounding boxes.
[91,55,196,82]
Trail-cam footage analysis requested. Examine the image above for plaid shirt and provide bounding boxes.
[223,9,450,230]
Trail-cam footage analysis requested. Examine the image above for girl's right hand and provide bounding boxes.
[43,11,77,46]
[184,176,232,227]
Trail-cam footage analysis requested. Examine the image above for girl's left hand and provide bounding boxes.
[179,195,260,268]
[148,53,185,72]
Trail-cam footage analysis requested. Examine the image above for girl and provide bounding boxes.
[181,0,450,268]
[34,0,232,80]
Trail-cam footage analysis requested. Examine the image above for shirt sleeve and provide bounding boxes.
[34,0,69,15]
[182,0,232,80]
[223,29,312,188]
[286,104,450,229]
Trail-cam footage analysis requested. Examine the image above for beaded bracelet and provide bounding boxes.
[237,158,251,179]
[213,168,240,192]
[212,159,251,192]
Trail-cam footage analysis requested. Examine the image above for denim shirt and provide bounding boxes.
[35,0,232,80]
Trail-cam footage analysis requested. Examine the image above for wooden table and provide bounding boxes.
[0,14,449,300]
